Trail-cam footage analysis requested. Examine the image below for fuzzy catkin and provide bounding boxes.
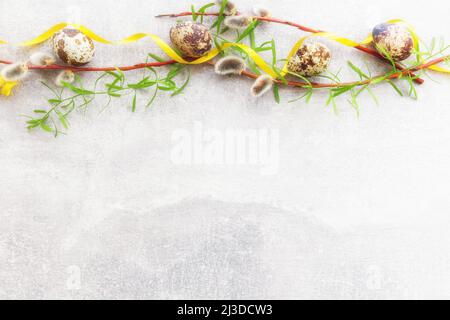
[224,16,253,30]
[55,70,75,87]
[215,56,246,75]
[251,75,273,97]
[1,63,29,82]
[253,5,271,18]
[215,0,237,14]
[29,52,56,66]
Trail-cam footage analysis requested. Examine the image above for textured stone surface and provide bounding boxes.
[0,0,450,299]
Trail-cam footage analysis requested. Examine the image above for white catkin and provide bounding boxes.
[29,52,56,66]
[1,63,29,82]
[215,0,237,14]
[251,75,273,97]
[215,56,246,75]
[224,16,253,30]
[55,70,75,87]
[253,5,271,18]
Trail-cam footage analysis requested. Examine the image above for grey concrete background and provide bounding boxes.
[0,0,450,299]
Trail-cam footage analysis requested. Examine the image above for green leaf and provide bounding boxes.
[271,39,277,67]
[106,84,123,91]
[131,92,137,112]
[331,85,355,98]
[236,20,261,43]
[273,83,280,103]
[26,119,41,125]
[326,93,339,114]
[347,61,369,80]
[41,81,62,98]
[146,87,159,108]
[197,3,215,24]
[63,82,94,95]
[48,99,61,105]
[55,110,69,129]
[286,70,312,86]
[406,76,418,99]
[305,89,313,104]
[366,87,379,106]
[387,80,404,96]
[212,0,228,33]
[40,123,53,133]
[128,77,157,89]
[171,71,191,97]
[348,89,360,118]
[167,64,185,80]
[191,5,198,21]
[148,53,166,62]
[375,44,397,70]
[106,70,124,81]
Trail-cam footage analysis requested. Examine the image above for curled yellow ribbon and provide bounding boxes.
[0,77,18,96]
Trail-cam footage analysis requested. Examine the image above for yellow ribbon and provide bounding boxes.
[8,23,276,78]
[0,77,18,96]
[0,21,448,78]
[428,65,450,73]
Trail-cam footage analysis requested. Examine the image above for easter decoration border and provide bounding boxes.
[0,0,449,136]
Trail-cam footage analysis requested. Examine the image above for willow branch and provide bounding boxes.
[237,55,449,89]
[1,55,446,90]
[156,11,424,84]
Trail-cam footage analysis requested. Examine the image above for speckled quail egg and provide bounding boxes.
[372,23,414,62]
[287,42,331,77]
[51,28,95,66]
[170,22,213,58]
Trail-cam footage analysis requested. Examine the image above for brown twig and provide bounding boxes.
[156,13,224,18]
[0,59,177,72]
[156,11,424,84]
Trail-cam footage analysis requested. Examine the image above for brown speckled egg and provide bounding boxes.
[170,22,213,58]
[51,28,95,66]
[287,42,331,77]
[372,23,414,61]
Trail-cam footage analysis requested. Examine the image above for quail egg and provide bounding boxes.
[287,42,331,77]
[372,23,414,62]
[170,22,213,58]
[51,28,95,66]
